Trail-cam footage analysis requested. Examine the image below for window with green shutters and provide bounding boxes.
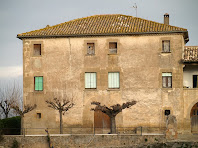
[34,76,43,91]
[108,72,120,89]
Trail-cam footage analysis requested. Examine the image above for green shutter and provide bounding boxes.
[35,77,43,91]
[38,77,43,90]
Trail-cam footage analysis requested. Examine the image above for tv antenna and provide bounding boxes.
[132,3,137,17]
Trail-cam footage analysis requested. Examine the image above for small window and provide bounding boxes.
[34,44,41,56]
[162,73,172,88]
[165,110,170,116]
[87,43,95,55]
[37,113,41,119]
[108,72,120,89]
[34,76,43,91]
[193,75,198,88]
[162,40,170,52]
[85,72,96,89]
[109,42,117,54]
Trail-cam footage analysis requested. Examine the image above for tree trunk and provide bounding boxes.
[59,111,63,134]
[21,116,24,135]
[110,116,116,134]
[5,113,8,118]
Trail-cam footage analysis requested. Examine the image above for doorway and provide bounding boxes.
[190,102,198,133]
[94,110,110,134]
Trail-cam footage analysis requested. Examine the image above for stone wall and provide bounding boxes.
[0,135,165,148]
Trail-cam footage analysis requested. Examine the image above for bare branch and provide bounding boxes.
[46,98,74,113]
[12,104,37,117]
[91,100,137,117]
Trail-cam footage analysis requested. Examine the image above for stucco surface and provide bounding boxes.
[22,34,196,134]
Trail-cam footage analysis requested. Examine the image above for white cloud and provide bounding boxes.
[0,66,23,78]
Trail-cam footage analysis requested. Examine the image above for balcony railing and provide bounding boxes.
[183,46,198,62]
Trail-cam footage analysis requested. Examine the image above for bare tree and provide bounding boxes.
[91,101,137,134]
[12,104,37,134]
[0,82,22,118]
[46,98,74,134]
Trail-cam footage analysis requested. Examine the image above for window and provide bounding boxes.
[108,72,120,89]
[34,44,41,56]
[162,73,172,88]
[85,73,96,89]
[162,40,170,52]
[109,42,117,54]
[165,110,170,116]
[87,43,95,55]
[193,75,198,88]
[34,76,43,91]
[37,113,41,119]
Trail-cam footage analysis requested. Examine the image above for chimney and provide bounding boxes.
[164,13,169,25]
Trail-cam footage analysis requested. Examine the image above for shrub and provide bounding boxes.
[0,116,21,135]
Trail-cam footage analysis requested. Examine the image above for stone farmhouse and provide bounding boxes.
[17,14,198,135]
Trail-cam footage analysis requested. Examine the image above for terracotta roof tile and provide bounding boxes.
[17,14,188,39]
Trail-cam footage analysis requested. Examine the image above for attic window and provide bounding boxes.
[109,42,117,54]
[87,43,95,55]
[162,40,170,52]
[34,44,41,56]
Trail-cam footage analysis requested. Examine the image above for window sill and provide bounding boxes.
[84,89,97,91]
[85,54,95,56]
[161,52,171,53]
[107,88,120,91]
[33,55,42,57]
[162,88,173,90]
[34,91,44,94]
[108,53,117,55]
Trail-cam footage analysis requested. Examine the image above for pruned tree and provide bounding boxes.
[0,82,22,119]
[91,101,137,134]
[46,98,74,134]
[12,104,37,134]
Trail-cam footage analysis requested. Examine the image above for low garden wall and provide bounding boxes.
[0,134,165,148]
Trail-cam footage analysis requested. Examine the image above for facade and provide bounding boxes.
[17,14,198,135]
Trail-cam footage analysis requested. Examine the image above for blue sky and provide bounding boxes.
[0,0,197,85]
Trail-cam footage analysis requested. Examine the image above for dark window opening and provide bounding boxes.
[34,44,41,56]
[162,40,170,52]
[165,110,170,116]
[37,113,41,119]
[87,43,95,55]
[193,75,198,88]
[109,42,117,54]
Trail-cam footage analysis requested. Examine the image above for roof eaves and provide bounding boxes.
[17,30,188,40]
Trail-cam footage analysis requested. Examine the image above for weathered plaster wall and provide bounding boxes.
[183,89,198,132]
[22,34,185,134]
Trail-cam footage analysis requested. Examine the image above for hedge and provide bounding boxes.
[0,116,21,135]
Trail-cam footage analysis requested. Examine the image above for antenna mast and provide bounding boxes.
[133,3,137,17]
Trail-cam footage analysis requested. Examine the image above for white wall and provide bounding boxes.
[183,65,198,88]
